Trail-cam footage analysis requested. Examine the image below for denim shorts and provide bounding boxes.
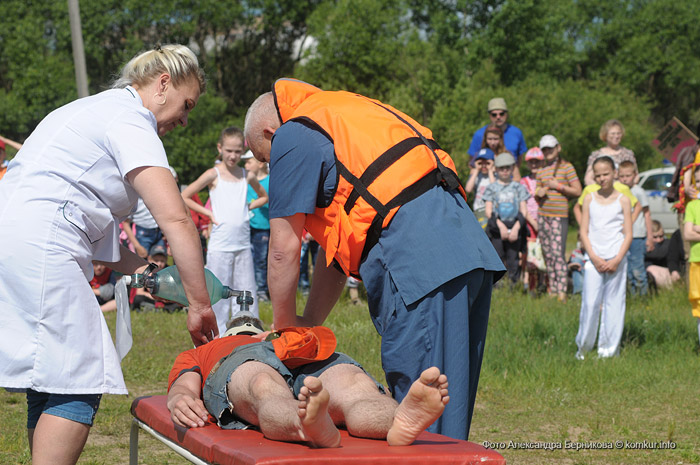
[202,341,383,430]
[26,389,102,429]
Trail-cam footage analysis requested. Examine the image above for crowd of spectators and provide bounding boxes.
[2,101,697,353]
[464,100,700,355]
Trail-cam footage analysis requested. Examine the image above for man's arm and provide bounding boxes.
[269,214,306,329]
[167,371,208,428]
[303,251,347,325]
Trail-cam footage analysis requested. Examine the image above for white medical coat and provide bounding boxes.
[0,86,169,394]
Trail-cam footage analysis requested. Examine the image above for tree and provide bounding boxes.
[296,0,416,99]
[0,0,322,181]
[429,65,659,180]
[581,0,700,124]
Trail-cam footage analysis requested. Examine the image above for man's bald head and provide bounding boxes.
[244,92,280,162]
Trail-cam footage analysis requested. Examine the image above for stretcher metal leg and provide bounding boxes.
[130,417,210,464]
[130,418,139,465]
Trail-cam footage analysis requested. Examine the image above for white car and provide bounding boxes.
[637,166,677,233]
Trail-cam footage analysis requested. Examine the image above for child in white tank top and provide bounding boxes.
[575,156,632,359]
[182,127,268,334]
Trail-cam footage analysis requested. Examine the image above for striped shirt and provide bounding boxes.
[536,159,580,217]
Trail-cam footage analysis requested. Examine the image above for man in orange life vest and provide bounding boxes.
[244,79,505,441]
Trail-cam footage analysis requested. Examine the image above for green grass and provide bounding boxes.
[1,286,699,464]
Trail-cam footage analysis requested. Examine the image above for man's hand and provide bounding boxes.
[167,372,209,428]
[187,306,219,346]
[168,392,209,428]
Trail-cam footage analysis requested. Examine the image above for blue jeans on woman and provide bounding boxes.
[627,237,648,295]
[250,227,269,297]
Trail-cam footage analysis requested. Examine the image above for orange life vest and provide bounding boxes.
[273,78,466,277]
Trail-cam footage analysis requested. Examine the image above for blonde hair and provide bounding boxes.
[599,119,625,142]
[112,44,206,93]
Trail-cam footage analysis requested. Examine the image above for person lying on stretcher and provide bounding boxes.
[167,312,449,448]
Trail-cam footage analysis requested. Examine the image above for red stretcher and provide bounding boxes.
[130,395,505,465]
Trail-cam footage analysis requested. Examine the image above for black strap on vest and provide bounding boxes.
[337,99,464,266]
[344,137,442,214]
[291,95,464,273]
[367,100,462,192]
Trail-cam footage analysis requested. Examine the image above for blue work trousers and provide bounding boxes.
[370,268,494,441]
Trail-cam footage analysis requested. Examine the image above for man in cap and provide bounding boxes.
[468,98,528,180]
[167,313,450,448]
[243,79,504,441]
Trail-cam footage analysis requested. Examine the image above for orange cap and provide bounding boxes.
[270,326,337,369]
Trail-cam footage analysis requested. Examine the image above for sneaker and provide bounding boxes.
[575,351,585,361]
[257,292,270,302]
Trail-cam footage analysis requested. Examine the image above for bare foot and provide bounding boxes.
[387,367,449,446]
[297,376,341,448]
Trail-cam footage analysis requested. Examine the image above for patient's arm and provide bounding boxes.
[167,371,209,428]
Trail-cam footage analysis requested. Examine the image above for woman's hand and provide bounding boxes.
[590,255,606,273]
[604,258,620,273]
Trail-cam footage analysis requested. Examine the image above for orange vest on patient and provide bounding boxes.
[167,327,337,391]
[273,78,465,277]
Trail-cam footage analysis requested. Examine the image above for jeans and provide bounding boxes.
[250,228,269,294]
[373,268,494,441]
[627,237,648,295]
[135,224,164,256]
[26,390,102,428]
[570,256,585,295]
[299,239,319,290]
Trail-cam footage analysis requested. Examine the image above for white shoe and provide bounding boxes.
[575,351,585,361]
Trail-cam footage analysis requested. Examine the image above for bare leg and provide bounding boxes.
[318,364,398,439]
[297,377,341,447]
[30,414,90,465]
[387,366,449,446]
[226,361,340,448]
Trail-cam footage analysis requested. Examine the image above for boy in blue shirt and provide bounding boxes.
[483,152,534,284]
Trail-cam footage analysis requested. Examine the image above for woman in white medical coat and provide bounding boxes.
[0,44,218,464]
